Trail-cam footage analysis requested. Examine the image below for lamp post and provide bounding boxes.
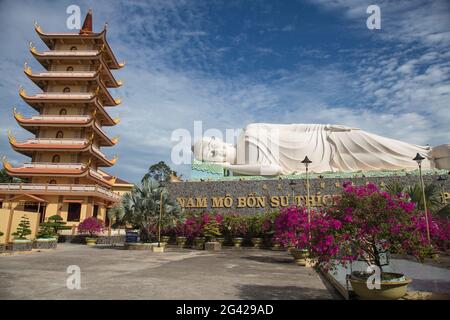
[301,156,312,227]
[158,182,164,248]
[289,180,296,205]
[413,153,431,245]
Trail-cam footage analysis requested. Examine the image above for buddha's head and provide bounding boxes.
[192,137,236,163]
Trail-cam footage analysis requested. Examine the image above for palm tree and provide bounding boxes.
[385,180,404,196]
[404,183,443,212]
[109,179,181,242]
[0,168,21,183]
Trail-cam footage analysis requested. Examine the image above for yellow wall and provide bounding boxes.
[0,202,39,243]
[0,195,111,243]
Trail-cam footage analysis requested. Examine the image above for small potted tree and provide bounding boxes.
[44,215,72,242]
[77,217,104,246]
[224,214,247,248]
[10,215,33,251]
[274,206,310,265]
[175,221,188,248]
[34,221,58,249]
[248,214,264,248]
[203,219,222,251]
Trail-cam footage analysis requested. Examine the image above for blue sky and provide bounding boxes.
[0,0,449,183]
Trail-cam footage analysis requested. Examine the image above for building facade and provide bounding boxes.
[0,10,133,243]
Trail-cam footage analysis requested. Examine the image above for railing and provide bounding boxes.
[0,183,121,200]
[34,92,94,99]
[23,138,88,145]
[22,162,84,169]
[30,115,91,121]
[31,71,97,77]
[38,50,100,56]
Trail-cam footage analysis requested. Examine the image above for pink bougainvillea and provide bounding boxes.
[308,181,448,271]
[77,217,104,237]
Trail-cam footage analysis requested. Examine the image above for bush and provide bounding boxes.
[222,213,248,238]
[307,182,445,272]
[12,215,32,240]
[77,217,104,237]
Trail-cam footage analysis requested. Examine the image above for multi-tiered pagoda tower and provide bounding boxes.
[0,10,132,243]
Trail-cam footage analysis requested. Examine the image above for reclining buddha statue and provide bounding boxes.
[192,123,450,176]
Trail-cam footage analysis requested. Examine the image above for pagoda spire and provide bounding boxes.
[79,8,93,34]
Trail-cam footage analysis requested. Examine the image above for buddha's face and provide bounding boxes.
[193,137,236,163]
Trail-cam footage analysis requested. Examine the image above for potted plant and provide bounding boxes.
[223,214,247,248]
[34,221,58,249]
[174,221,188,248]
[77,217,104,246]
[261,211,279,248]
[0,231,5,253]
[274,206,310,265]
[309,182,443,300]
[203,218,222,251]
[10,215,33,251]
[43,215,71,242]
[248,214,264,248]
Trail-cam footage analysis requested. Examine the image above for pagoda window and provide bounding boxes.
[59,108,67,115]
[70,46,77,51]
[52,155,60,163]
[56,131,64,139]
[66,66,74,71]
[63,87,71,93]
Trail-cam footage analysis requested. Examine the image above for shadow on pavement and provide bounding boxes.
[240,255,294,264]
[237,284,334,299]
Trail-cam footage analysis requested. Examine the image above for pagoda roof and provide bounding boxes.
[34,22,124,70]
[24,64,123,89]
[13,108,119,132]
[7,132,117,167]
[3,157,116,187]
[19,86,120,107]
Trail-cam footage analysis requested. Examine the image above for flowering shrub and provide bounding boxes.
[310,181,441,271]
[77,217,104,237]
[273,206,309,248]
[222,213,248,238]
[181,212,223,239]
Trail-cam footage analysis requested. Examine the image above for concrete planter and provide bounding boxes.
[290,248,309,266]
[349,272,412,300]
[271,243,281,250]
[233,237,243,248]
[176,236,187,248]
[33,238,58,249]
[161,236,171,244]
[251,237,263,248]
[216,237,225,246]
[9,239,33,252]
[85,237,98,246]
[205,241,221,251]
[193,237,206,250]
[151,244,165,253]
[124,242,153,250]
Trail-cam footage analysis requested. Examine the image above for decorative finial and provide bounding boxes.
[29,42,37,53]
[79,9,93,34]
[24,62,32,75]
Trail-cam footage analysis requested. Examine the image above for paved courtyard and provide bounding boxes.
[0,244,339,300]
